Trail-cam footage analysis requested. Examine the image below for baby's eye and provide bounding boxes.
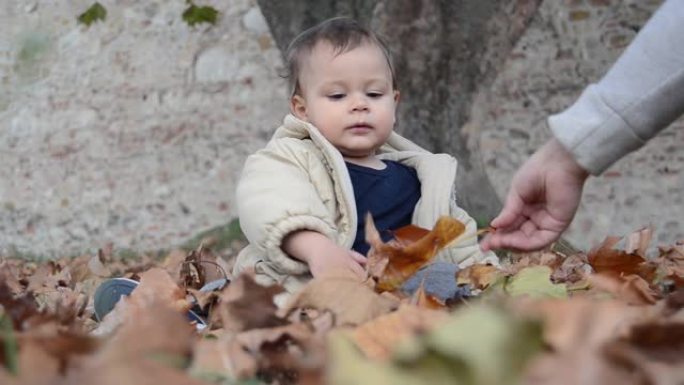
[327,94,345,100]
[367,92,383,98]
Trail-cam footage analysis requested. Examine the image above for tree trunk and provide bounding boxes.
[257,0,541,224]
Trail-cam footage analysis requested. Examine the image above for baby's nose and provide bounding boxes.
[351,95,369,111]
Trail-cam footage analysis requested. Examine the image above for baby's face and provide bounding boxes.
[291,41,399,161]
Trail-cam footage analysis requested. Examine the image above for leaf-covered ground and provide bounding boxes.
[0,222,682,385]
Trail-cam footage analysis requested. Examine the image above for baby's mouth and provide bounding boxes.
[348,123,373,130]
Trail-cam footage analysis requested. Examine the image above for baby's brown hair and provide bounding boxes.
[284,17,396,97]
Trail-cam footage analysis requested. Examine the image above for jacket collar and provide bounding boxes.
[271,114,459,240]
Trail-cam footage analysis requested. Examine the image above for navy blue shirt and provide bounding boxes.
[346,160,421,255]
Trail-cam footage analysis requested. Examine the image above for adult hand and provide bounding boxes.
[282,230,367,279]
[480,139,590,251]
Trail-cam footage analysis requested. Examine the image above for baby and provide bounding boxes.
[233,17,497,297]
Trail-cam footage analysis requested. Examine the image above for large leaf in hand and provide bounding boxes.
[366,214,466,292]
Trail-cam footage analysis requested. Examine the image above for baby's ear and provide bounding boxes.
[393,90,400,104]
[290,95,308,120]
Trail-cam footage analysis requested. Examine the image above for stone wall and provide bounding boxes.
[0,0,681,257]
[0,0,288,256]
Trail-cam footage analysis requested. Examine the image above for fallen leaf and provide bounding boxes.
[337,305,544,385]
[551,253,591,284]
[92,268,190,336]
[217,271,286,333]
[229,322,325,382]
[456,263,501,290]
[587,273,659,305]
[352,305,448,360]
[505,266,568,299]
[588,236,657,282]
[189,338,235,379]
[281,275,399,326]
[625,226,654,257]
[409,282,448,310]
[516,297,646,353]
[392,225,431,244]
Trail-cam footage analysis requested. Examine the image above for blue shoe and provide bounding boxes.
[401,262,472,301]
[93,277,139,321]
[93,277,208,329]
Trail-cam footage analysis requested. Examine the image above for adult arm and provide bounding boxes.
[481,0,684,251]
[551,0,684,174]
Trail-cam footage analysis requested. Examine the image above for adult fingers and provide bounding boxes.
[490,192,525,230]
[481,221,560,251]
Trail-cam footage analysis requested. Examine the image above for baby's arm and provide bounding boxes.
[282,230,366,279]
[237,139,358,275]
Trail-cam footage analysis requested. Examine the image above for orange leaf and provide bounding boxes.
[366,214,466,292]
[391,225,430,245]
[587,236,657,282]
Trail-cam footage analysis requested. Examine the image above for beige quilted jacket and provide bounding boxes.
[233,114,498,295]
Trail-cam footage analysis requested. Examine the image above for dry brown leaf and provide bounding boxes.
[93,268,190,336]
[87,253,112,278]
[281,275,399,326]
[0,281,42,329]
[64,302,201,385]
[392,225,431,244]
[515,297,647,353]
[93,301,196,371]
[551,253,591,284]
[351,304,448,360]
[588,236,657,282]
[409,282,447,310]
[0,261,25,295]
[588,273,659,305]
[524,348,640,385]
[217,270,286,333]
[16,326,99,377]
[16,339,60,384]
[187,287,219,311]
[190,338,235,378]
[229,322,326,382]
[456,263,501,290]
[162,249,188,283]
[625,226,654,257]
[507,251,565,276]
[603,344,684,385]
[519,298,656,385]
[64,355,207,385]
[366,214,466,292]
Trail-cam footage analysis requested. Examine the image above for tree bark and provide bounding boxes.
[257,0,541,224]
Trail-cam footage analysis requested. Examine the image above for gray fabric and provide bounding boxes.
[549,0,684,175]
[401,261,470,301]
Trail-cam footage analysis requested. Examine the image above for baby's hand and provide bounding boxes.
[282,230,367,280]
[308,245,367,279]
